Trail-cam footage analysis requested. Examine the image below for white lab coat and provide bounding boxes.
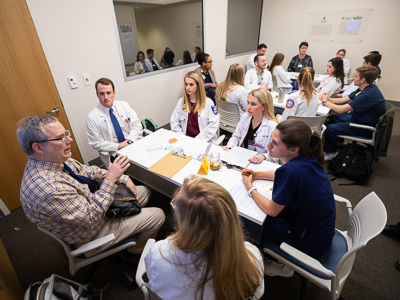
[246,53,257,71]
[86,100,142,168]
[316,75,341,98]
[145,58,162,70]
[133,60,153,74]
[170,97,219,143]
[343,58,350,84]
[273,66,293,91]
[245,68,274,93]
[277,90,319,122]
[227,113,277,158]
[225,85,248,117]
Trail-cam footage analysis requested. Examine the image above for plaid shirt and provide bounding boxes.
[20,158,128,244]
[287,54,313,72]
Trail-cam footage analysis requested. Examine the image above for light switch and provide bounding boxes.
[82,73,91,86]
[68,76,79,89]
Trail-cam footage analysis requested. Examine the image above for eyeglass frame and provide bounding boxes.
[39,130,71,143]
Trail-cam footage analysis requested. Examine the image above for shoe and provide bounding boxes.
[381,225,400,242]
[324,152,338,161]
[264,261,294,277]
[395,261,400,272]
[117,252,141,266]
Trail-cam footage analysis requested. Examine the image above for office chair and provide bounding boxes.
[38,227,138,287]
[263,191,387,300]
[136,239,265,300]
[215,97,241,133]
[287,115,327,137]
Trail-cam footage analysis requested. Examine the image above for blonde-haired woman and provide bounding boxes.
[269,53,292,92]
[215,63,248,116]
[145,175,264,300]
[223,88,278,164]
[276,67,319,122]
[170,71,219,143]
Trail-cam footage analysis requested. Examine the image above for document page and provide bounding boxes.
[143,143,165,161]
[222,146,257,169]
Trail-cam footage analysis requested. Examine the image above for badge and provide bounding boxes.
[183,104,186,110]
[211,105,218,115]
[248,140,256,151]
[202,74,206,80]
[125,119,128,122]
[286,99,295,109]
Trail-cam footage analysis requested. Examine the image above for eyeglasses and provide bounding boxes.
[206,60,213,64]
[39,130,71,143]
[170,197,176,209]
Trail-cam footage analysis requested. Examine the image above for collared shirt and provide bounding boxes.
[20,157,128,244]
[100,104,131,143]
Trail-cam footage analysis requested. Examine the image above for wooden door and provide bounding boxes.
[0,239,24,300]
[0,0,83,211]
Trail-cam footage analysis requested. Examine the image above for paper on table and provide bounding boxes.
[222,146,256,169]
[143,143,165,161]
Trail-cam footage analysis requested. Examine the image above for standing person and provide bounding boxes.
[145,49,162,71]
[133,51,153,74]
[247,43,268,71]
[194,52,218,101]
[170,71,219,143]
[287,42,313,72]
[316,57,344,99]
[242,119,336,277]
[145,175,264,300]
[87,78,142,168]
[223,88,278,164]
[276,67,319,122]
[336,49,350,84]
[191,46,201,62]
[245,54,273,93]
[269,53,292,92]
[215,63,248,116]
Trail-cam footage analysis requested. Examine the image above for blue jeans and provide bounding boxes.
[324,114,373,153]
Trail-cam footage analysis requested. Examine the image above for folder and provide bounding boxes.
[148,151,192,178]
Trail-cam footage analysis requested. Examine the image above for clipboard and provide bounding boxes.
[148,151,192,178]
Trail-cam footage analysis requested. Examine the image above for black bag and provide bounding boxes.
[94,179,141,218]
[328,142,374,185]
[141,118,157,136]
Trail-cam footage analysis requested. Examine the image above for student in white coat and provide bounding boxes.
[223,88,278,163]
[170,71,219,143]
[245,55,273,93]
[276,67,319,122]
[86,78,142,168]
[133,51,153,74]
[336,49,350,84]
[269,53,292,92]
[215,63,248,117]
[317,57,344,100]
[246,43,267,71]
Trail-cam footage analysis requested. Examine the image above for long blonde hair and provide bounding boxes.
[298,67,317,106]
[182,71,206,113]
[268,53,284,74]
[249,88,278,122]
[169,175,262,300]
[215,63,245,101]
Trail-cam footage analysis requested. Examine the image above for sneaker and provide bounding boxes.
[324,152,338,161]
[264,261,294,277]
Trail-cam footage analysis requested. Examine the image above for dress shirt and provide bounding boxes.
[100,104,132,144]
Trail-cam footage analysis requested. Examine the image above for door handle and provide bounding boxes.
[47,106,60,114]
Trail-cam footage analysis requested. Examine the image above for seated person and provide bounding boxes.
[242,119,336,277]
[160,47,171,68]
[162,50,175,69]
[87,78,143,168]
[223,88,278,164]
[194,51,218,101]
[17,115,165,261]
[316,57,344,99]
[134,51,153,74]
[215,63,248,117]
[276,67,319,122]
[269,53,292,92]
[336,49,351,84]
[287,42,313,72]
[247,43,267,71]
[145,49,162,71]
[191,46,201,62]
[245,54,273,93]
[170,71,219,143]
[321,66,385,160]
[145,175,264,300]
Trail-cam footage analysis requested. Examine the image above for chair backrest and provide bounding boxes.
[215,97,241,133]
[330,85,342,98]
[271,74,278,92]
[287,115,327,134]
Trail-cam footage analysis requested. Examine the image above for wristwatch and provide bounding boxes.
[248,186,257,197]
[322,99,327,106]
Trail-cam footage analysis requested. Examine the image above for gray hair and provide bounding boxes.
[16,115,58,156]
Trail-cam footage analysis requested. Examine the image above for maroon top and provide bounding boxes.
[186,102,200,138]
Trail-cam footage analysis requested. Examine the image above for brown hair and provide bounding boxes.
[298,67,317,106]
[169,175,262,300]
[356,66,380,84]
[95,78,115,92]
[215,63,245,101]
[329,57,345,88]
[268,53,285,74]
[276,119,324,167]
[249,88,278,122]
[337,49,346,56]
[182,71,206,113]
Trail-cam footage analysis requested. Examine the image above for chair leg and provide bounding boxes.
[299,274,308,300]
[85,259,103,284]
[105,256,138,289]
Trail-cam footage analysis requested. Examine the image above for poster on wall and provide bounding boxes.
[333,9,373,43]
[193,21,202,44]
[118,23,135,52]
[305,11,340,43]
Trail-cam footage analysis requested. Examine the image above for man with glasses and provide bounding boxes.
[17,115,165,262]
[245,54,273,93]
[87,77,143,169]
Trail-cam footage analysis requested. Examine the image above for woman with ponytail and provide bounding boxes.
[242,119,336,277]
[276,67,319,122]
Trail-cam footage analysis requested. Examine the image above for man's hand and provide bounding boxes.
[249,154,265,164]
[105,155,130,183]
[118,139,131,150]
[126,178,137,196]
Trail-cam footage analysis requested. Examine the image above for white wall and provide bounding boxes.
[25,0,248,164]
[260,0,399,101]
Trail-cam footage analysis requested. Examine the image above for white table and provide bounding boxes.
[287,72,329,84]
[117,129,280,243]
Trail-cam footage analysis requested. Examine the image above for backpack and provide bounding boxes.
[328,142,374,185]
[141,118,157,136]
